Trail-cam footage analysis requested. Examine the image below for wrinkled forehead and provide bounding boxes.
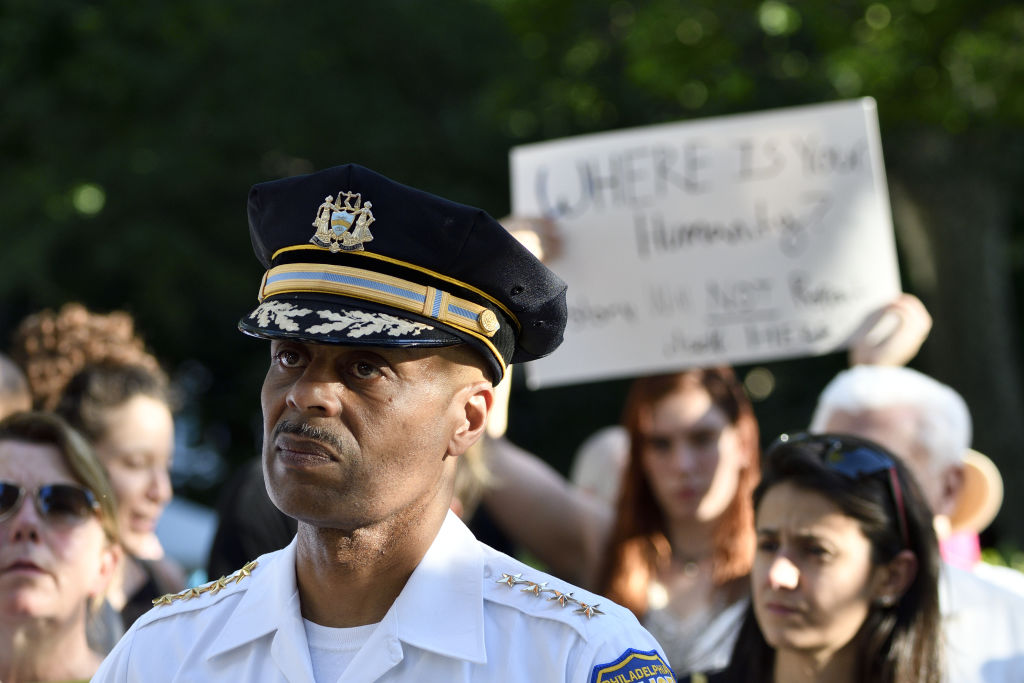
[0,439,75,485]
[756,481,867,541]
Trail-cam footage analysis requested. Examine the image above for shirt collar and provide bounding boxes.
[391,510,487,663]
[206,537,304,660]
[204,511,487,664]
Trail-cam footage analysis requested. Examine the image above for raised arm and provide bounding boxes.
[482,435,614,589]
[481,215,613,588]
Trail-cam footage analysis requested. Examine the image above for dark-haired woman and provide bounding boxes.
[685,432,942,683]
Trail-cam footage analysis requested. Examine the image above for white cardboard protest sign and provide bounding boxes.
[511,98,901,388]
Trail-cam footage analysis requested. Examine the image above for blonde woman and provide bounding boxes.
[11,304,184,641]
[0,411,121,682]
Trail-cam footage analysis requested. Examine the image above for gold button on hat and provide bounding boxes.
[478,309,500,335]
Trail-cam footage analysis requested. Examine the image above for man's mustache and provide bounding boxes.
[273,420,347,455]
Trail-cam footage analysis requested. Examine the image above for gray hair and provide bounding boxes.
[809,365,971,470]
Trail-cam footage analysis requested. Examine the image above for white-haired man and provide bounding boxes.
[811,365,971,541]
[811,364,1024,682]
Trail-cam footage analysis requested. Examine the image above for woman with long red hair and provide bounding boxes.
[485,366,760,674]
[599,368,760,670]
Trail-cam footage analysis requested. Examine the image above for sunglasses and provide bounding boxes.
[775,433,910,548]
[0,481,100,526]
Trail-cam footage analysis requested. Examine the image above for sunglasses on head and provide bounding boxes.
[0,481,100,525]
[775,433,910,548]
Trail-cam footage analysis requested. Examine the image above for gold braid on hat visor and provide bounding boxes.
[259,263,503,340]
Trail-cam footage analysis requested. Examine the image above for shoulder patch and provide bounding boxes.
[152,560,258,607]
[590,648,675,683]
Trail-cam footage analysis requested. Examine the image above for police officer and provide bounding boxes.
[94,164,675,682]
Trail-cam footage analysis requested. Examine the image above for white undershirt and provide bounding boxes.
[303,619,379,683]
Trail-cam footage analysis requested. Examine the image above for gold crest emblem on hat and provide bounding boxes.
[311,191,375,252]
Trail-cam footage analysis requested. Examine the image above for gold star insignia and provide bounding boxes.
[575,603,604,618]
[233,561,256,581]
[495,569,602,619]
[153,559,259,607]
[547,590,574,607]
[152,593,175,606]
[208,575,231,595]
[497,572,523,588]
[234,560,258,584]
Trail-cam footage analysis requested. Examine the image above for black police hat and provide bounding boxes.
[238,164,567,382]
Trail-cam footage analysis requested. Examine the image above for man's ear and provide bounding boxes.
[936,463,965,518]
[446,380,494,459]
[872,549,918,606]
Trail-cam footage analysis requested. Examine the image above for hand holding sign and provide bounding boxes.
[847,293,932,367]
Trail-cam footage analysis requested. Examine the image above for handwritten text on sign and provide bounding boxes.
[511,99,901,388]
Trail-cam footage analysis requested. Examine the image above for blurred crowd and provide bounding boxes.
[2,252,1024,681]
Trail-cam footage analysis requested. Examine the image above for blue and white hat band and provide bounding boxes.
[259,263,501,339]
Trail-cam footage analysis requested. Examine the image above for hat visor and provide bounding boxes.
[949,449,1004,534]
[239,293,462,350]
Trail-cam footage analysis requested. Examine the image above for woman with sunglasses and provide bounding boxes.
[11,304,184,643]
[684,432,942,683]
[0,411,121,682]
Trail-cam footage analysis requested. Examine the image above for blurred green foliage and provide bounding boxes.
[981,547,1024,574]
[1,0,524,501]
[2,1,1023,546]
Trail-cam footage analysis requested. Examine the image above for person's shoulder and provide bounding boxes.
[944,561,1023,597]
[130,541,291,634]
[92,547,295,680]
[478,547,675,680]
[942,561,1024,619]
[476,541,674,682]
[131,558,261,630]
[480,544,634,634]
[972,561,1024,598]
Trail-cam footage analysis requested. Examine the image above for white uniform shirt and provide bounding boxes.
[94,511,674,682]
[940,562,1024,682]
[971,561,1024,599]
